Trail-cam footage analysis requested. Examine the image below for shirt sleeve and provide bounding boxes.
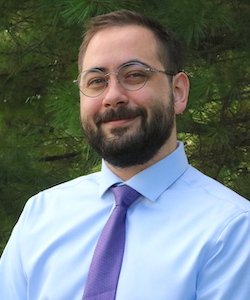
[196,211,250,300]
[0,214,27,299]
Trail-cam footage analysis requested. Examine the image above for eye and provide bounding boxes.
[123,70,148,84]
[86,77,106,89]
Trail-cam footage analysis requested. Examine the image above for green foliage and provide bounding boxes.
[0,0,249,253]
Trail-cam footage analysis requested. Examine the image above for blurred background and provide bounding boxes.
[0,0,249,253]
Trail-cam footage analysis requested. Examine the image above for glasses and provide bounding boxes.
[74,62,177,98]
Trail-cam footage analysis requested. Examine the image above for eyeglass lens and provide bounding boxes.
[79,63,151,97]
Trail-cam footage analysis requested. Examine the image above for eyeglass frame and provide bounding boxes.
[74,60,179,98]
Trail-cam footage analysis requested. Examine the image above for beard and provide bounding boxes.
[82,96,175,168]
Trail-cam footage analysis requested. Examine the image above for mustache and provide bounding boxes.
[94,107,146,126]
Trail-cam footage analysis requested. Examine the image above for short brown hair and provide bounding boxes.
[78,10,184,73]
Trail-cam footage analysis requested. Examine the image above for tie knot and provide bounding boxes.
[111,185,140,208]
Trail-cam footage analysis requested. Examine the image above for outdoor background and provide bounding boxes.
[0,0,249,253]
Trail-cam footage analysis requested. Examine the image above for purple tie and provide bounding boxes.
[82,185,140,300]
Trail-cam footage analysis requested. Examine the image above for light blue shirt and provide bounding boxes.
[0,143,250,300]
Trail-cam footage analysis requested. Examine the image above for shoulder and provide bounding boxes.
[45,171,101,193]
[176,165,250,213]
[23,171,102,215]
[170,166,250,257]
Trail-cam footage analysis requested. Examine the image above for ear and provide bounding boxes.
[172,72,189,115]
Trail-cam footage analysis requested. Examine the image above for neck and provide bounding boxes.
[106,133,177,181]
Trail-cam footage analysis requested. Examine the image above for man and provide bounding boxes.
[0,10,249,300]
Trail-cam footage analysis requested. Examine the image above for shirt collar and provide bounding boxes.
[99,142,188,201]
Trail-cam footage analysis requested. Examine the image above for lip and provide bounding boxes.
[103,117,137,127]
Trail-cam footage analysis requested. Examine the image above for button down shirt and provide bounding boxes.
[0,142,249,299]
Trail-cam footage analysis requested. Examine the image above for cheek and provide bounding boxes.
[133,89,168,115]
[80,98,100,121]
[130,89,153,107]
[133,79,170,105]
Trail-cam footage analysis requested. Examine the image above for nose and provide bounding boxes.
[102,75,129,108]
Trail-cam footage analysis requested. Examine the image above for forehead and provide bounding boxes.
[82,25,161,70]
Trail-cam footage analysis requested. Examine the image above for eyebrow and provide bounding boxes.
[86,67,105,73]
[119,59,149,68]
[85,59,150,73]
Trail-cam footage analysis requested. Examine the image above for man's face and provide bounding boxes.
[80,25,176,167]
